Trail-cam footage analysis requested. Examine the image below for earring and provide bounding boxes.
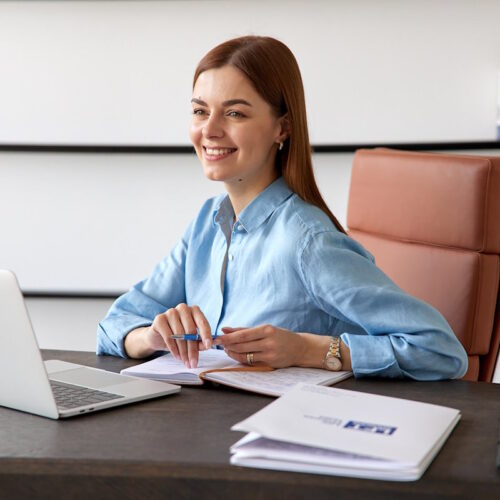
[279,142,284,151]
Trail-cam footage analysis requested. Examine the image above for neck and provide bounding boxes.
[225,170,279,217]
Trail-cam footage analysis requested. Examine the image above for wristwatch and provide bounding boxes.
[323,336,342,371]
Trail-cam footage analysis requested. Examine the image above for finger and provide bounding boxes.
[176,338,190,367]
[165,308,190,365]
[219,326,247,341]
[213,326,243,346]
[187,339,199,369]
[175,303,197,336]
[191,306,212,350]
[222,338,268,354]
[153,314,180,360]
[175,303,202,367]
[218,325,273,347]
[221,326,245,333]
[225,348,265,367]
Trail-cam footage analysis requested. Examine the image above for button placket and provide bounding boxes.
[228,223,243,262]
[230,222,248,256]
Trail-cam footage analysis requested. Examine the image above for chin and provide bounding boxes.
[202,168,230,182]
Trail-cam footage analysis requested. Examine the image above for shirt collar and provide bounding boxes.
[213,195,235,227]
[212,177,293,233]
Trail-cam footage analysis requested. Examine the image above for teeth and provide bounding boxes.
[205,147,235,156]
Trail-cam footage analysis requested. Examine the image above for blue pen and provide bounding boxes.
[170,334,218,341]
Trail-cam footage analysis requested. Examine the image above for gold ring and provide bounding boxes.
[246,352,254,365]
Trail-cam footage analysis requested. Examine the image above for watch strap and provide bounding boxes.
[322,336,341,368]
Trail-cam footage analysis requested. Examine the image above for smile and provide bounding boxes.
[203,146,237,160]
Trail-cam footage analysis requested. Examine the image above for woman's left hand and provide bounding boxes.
[213,324,305,368]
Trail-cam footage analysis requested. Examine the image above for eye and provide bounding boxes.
[228,111,244,118]
[192,108,206,116]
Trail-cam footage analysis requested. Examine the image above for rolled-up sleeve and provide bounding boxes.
[298,230,468,380]
[97,221,193,358]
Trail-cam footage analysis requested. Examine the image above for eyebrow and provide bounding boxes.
[191,98,253,107]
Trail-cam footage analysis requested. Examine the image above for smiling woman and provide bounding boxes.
[97,36,468,382]
[189,64,289,213]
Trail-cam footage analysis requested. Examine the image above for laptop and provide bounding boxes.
[0,269,180,419]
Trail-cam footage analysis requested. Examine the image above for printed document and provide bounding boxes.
[121,350,352,396]
[231,383,460,480]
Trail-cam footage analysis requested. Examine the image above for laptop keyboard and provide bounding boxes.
[50,380,124,409]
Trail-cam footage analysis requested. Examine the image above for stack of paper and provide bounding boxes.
[231,383,460,481]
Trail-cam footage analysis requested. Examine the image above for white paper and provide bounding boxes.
[204,368,351,397]
[231,383,460,480]
[231,432,393,469]
[120,349,240,383]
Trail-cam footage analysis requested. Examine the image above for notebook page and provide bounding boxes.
[203,367,352,396]
[121,349,240,383]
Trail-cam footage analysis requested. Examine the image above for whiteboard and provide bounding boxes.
[1,0,500,146]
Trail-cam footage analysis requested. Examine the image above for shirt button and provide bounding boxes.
[237,224,243,231]
[228,253,234,261]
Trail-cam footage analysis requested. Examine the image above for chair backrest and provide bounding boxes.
[346,148,500,381]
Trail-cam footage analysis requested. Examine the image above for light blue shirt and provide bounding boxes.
[97,177,468,379]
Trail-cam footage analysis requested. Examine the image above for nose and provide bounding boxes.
[202,113,224,139]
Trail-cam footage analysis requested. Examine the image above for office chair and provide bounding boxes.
[346,148,500,381]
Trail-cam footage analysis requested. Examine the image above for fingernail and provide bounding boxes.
[191,359,197,369]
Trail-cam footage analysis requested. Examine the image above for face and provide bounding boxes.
[189,65,288,190]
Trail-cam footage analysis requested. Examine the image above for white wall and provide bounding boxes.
[25,297,114,352]
[1,0,500,145]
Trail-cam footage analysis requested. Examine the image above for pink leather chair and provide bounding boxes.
[346,148,500,381]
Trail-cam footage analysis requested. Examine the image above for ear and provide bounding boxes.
[276,113,291,143]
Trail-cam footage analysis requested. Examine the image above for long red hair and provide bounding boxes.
[193,35,346,234]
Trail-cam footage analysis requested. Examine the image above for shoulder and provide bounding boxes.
[281,195,374,262]
[285,195,335,233]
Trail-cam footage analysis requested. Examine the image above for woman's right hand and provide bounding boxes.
[124,304,212,368]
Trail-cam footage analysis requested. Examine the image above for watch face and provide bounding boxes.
[325,356,342,371]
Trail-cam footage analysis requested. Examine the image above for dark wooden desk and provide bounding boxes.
[0,350,499,499]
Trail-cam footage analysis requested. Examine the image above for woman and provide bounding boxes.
[97,35,467,379]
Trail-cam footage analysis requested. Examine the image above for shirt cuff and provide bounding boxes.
[97,316,153,358]
[341,333,403,378]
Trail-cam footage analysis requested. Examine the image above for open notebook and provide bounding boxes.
[121,349,352,397]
